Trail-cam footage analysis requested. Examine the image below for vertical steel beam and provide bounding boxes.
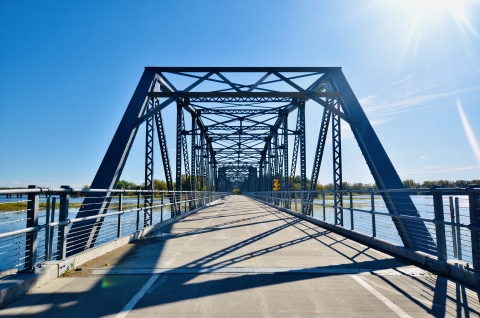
[259,161,263,192]
[200,129,206,191]
[180,103,193,207]
[191,113,197,206]
[268,141,274,192]
[298,100,307,214]
[332,99,343,226]
[144,97,154,226]
[273,132,279,179]
[206,147,211,190]
[213,161,218,192]
[176,100,183,192]
[181,114,191,185]
[283,113,289,207]
[290,110,300,190]
[175,100,183,215]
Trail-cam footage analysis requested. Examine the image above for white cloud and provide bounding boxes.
[399,164,480,175]
[358,76,480,125]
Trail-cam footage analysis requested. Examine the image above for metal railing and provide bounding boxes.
[0,186,228,272]
[247,187,480,271]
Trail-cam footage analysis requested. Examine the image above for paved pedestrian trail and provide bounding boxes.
[2,196,479,317]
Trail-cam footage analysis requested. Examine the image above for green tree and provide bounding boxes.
[402,179,419,188]
[153,179,168,191]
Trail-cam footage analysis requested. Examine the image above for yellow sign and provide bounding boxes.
[273,179,280,191]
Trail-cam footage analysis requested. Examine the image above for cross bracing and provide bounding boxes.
[67,67,437,257]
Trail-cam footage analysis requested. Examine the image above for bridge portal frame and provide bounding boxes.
[66,67,435,256]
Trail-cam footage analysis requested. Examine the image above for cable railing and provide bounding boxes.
[247,187,480,271]
[0,186,228,272]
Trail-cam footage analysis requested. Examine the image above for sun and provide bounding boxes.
[371,0,480,64]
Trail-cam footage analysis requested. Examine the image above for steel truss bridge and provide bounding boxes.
[67,67,435,256]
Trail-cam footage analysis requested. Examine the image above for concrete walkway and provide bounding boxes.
[2,196,479,317]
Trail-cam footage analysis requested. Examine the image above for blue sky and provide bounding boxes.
[1,0,479,188]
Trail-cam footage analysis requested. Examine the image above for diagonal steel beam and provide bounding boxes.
[67,70,156,255]
[247,72,272,92]
[305,107,331,216]
[330,70,434,254]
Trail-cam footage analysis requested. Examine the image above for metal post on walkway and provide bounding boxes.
[432,188,447,261]
[455,197,462,260]
[322,190,326,221]
[468,185,480,269]
[371,191,376,238]
[136,193,141,231]
[449,196,458,258]
[57,185,70,260]
[117,193,123,238]
[22,185,39,272]
[350,191,354,230]
[44,196,52,262]
[161,192,164,223]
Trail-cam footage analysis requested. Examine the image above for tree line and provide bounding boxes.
[401,179,480,189]
[104,177,480,193]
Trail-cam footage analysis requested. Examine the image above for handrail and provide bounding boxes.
[0,188,228,272]
[246,187,480,270]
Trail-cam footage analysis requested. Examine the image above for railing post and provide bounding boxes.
[350,190,354,230]
[44,196,51,262]
[455,197,462,260]
[295,191,298,212]
[136,193,141,231]
[468,185,480,270]
[448,196,458,258]
[371,191,376,238]
[57,185,70,260]
[49,197,56,259]
[150,190,153,226]
[432,188,447,261]
[161,192,164,223]
[117,193,123,238]
[301,191,305,215]
[322,190,326,221]
[188,191,192,211]
[22,185,39,272]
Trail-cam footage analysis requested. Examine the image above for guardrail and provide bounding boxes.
[0,186,228,272]
[247,187,480,271]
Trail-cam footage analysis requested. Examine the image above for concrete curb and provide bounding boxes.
[252,198,480,289]
[0,198,224,308]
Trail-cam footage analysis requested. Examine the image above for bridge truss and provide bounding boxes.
[67,67,435,255]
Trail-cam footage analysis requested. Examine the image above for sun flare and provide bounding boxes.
[402,0,466,12]
[373,0,480,64]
